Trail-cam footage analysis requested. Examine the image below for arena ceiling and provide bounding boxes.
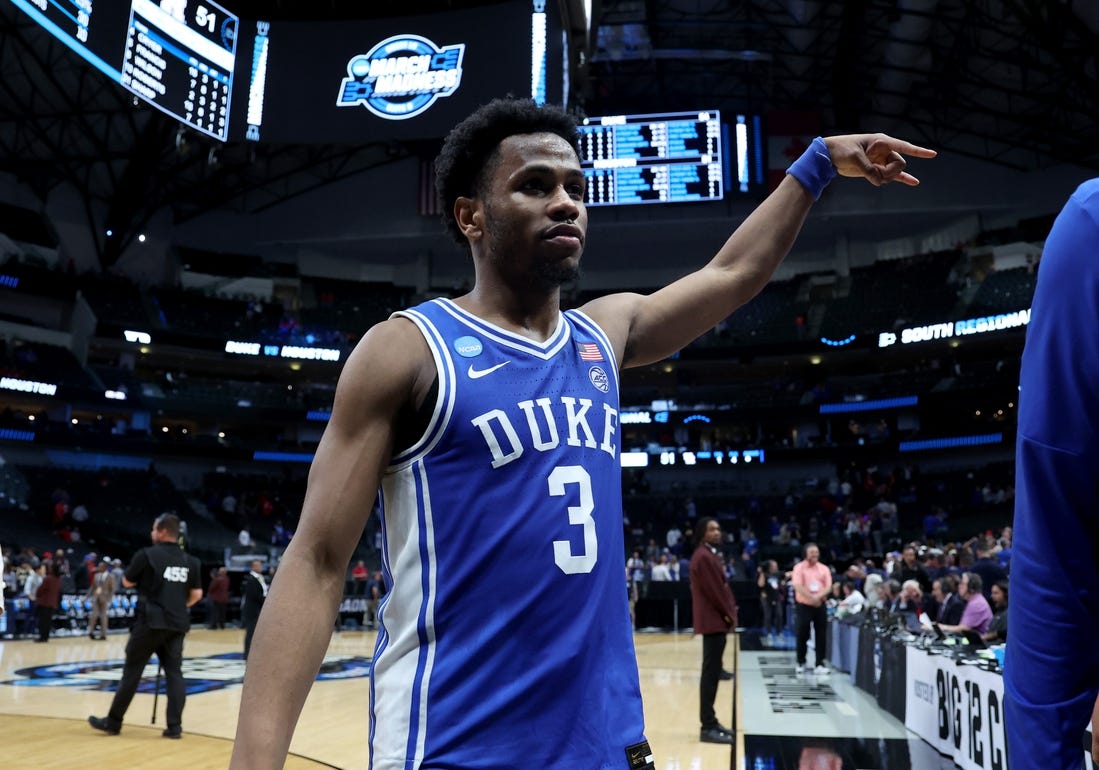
[0,0,1096,267]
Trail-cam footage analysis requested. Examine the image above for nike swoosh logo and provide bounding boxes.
[467,361,509,379]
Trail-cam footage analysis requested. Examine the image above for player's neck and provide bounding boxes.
[453,282,561,342]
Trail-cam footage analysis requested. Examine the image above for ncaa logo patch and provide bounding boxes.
[2,653,372,694]
[336,34,465,120]
[453,335,483,358]
[589,366,610,393]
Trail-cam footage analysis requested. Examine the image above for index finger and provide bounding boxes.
[880,137,937,158]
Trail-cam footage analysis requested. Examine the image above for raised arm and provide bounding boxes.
[229,318,430,770]
[582,134,935,368]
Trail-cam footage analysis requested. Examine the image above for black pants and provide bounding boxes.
[36,605,54,641]
[761,599,783,634]
[243,616,258,659]
[796,603,827,666]
[699,632,727,729]
[109,624,186,730]
[209,601,227,630]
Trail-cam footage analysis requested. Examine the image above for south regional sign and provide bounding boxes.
[878,309,1030,348]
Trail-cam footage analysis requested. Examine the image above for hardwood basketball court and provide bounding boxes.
[2,628,736,769]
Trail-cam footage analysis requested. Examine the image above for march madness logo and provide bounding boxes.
[336,35,465,120]
[3,653,372,694]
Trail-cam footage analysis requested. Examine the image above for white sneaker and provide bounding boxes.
[814,664,830,677]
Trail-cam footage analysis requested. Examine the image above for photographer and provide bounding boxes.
[757,560,784,643]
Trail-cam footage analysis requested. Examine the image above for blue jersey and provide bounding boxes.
[370,298,646,770]
[1006,179,1099,770]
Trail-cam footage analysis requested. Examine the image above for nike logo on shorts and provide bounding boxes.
[467,361,510,379]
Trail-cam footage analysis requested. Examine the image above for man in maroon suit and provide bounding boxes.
[689,516,739,744]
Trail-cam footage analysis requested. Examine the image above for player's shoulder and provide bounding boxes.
[575,292,642,353]
[1073,177,1099,201]
[347,315,431,366]
[337,316,434,397]
[1054,178,1099,236]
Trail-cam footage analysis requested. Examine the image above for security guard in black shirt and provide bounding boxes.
[89,513,202,739]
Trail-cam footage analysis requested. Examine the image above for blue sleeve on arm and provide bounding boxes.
[1005,178,1099,770]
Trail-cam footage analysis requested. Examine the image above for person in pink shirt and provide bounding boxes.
[792,543,832,675]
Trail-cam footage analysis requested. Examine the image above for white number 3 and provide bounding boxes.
[549,465,598,574]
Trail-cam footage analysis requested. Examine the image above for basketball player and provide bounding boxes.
[230,98,934,769]
[1005,177,1099,770]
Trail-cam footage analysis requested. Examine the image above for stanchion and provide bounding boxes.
[731,627,744,768]
[151,661,162,725]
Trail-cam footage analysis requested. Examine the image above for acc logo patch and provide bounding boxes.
[336,34,465,120]
[2,652,372,694]
[588,366,610,393]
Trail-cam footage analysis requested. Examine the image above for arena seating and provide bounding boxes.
[79,272,150,329]
[16,464,233,563]
[151,286,279,339]
[299,277,414,340]
[0,337,99,390]
[967,266,1037,315]
[714,276,806,347]
[819,250,962,341]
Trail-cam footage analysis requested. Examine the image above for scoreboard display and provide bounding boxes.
[121,0,237,141]
[9,0,239,141]
[7,0,564,144]
[578,111,724,206]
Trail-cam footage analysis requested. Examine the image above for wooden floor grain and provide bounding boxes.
[2,629,737,769]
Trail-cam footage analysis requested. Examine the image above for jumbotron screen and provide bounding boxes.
[7,0,565,144]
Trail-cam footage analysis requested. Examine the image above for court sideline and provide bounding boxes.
[2,627,953,768]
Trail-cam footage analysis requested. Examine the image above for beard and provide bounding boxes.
[532,257,580,288]
[483,220,584,289]
[483,203,583,289]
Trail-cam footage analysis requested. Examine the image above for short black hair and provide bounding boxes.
[435,97,580,248]
[154,512,180,538]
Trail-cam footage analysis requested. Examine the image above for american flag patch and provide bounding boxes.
[577,342,603,362]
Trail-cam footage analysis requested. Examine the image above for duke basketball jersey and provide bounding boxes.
[369,298,647,770]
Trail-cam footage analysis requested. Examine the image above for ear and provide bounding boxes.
[455,197,484,242]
